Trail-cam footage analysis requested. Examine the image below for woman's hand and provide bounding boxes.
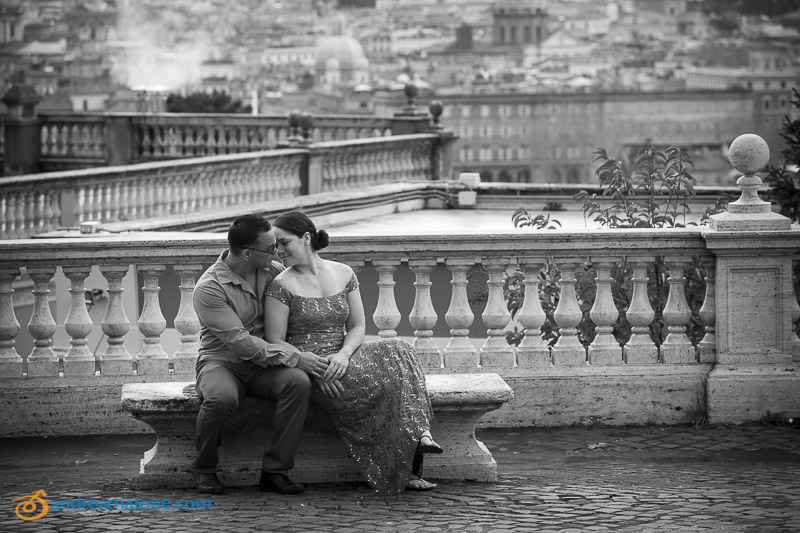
[323,349,351,382]
[316,378,345,398]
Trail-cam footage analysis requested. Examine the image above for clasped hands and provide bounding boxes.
[296,350,350,398]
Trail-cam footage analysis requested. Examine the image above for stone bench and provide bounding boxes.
[121,373,514,490]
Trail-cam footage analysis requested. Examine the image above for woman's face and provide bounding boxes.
[274,227,309,266]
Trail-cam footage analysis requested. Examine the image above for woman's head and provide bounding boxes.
[273,211,329,254]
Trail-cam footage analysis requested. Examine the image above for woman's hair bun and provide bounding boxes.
[315,229,330,250]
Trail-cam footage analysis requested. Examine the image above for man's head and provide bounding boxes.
[227,215,276,265]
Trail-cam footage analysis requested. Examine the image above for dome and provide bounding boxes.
[314,35,367,73]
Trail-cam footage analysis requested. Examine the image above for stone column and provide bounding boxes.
[1,84,42,175]
[704,133,800,423]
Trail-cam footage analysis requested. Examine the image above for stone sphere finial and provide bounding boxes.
[404,82,418,107]
[428,99,443,129]
[727,133,771,214]
[728,133,769,176]
[298,111,314,141]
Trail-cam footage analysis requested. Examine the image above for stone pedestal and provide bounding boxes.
[704,134,800,423]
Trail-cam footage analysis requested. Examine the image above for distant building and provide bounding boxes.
[440,88,784,185]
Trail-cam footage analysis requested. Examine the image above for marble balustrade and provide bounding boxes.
[0,229,721,379]
[0,134,441,239]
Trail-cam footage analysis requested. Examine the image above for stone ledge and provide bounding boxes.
[121,373,514,489]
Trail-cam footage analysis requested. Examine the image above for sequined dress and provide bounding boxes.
[267,274,433,495]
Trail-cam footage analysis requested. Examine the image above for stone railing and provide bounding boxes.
[2,217,799,436]
[128,113,396,163]
[2,97,435,175]
[0,133,448,239]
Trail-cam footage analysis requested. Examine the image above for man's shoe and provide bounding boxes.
[259,472,304,494]
[195,472,223,494]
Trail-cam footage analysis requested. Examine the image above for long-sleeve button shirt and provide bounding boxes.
[193,251,301,367]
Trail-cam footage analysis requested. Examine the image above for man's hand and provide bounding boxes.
[295,351,329,379]
[316,378,345,398]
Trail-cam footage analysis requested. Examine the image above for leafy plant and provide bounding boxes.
[512,208,562,230]
[574,146,697,228]
[504,146,727,349]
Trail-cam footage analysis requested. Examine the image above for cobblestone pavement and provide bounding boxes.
[1,424,799,532]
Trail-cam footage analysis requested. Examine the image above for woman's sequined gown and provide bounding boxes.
[267,274,433,495]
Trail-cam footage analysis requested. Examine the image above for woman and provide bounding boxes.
[264,211,442,495]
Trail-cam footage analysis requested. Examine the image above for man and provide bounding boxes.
[192,214,330,495]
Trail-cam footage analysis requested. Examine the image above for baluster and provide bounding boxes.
[40,190,56,233]
[93,124,104,157]
[480,257,514,367]
[31,191,45,236]
[140,126,152,158]
[587,259,621,365]
[40,125,50,156]
[26,267,59,376]
[697,257,717,363]
[372,260,401,338]
[444,258,477,368]
[0,268,22,377]
[137,264,169,374]
[551,260,586,365]
[623,257,658,364]
[11,192,23,238]
[4,195,17,239]
[0,197,6,240]
[21,190,35,237]
[62,266,96,376]
[144,178,156,218]
[99,265,132,374]
[74,186,86,225]
[408,259,441,368]
[100,183,112,222]
[516,258,550,366]
[661,256,696,363]
[173,264,203,374]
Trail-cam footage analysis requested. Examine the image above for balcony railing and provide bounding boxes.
[1,218,798,435]
[0,133,449,239]
[0,230,718,378]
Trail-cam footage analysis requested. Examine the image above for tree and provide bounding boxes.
[166,90,252,114]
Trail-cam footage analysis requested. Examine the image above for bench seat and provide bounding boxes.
[121,373,513,490]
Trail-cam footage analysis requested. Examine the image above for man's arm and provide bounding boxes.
[193,280,300,367]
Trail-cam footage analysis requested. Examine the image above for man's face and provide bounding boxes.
[244,229,277,267]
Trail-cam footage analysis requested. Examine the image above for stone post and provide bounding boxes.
[1,84,42,175]
[704,133,800,423]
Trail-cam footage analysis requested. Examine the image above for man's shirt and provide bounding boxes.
[193,251,300,367]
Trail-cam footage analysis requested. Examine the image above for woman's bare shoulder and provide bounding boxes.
[325,260,355,283]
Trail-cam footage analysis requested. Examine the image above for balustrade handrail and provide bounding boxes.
[0,228,729,265]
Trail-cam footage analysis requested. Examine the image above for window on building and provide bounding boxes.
[763,97,771,110]
[499,124,513,138]
[478,147,493,161]
[499,105,512,118]
[524,26,531,43]
[510,26,517,43]
[479,125,493,138]
[459,125,474,138]
[518,104,531,117]
[461,105,471,118]
[480,105,491,118]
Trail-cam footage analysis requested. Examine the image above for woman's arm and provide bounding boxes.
[323,273,366,381]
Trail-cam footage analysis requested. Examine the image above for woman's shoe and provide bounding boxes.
[406,476,437,491]
[417,434,443,455]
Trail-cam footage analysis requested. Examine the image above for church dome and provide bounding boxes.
[314,35,367,73]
